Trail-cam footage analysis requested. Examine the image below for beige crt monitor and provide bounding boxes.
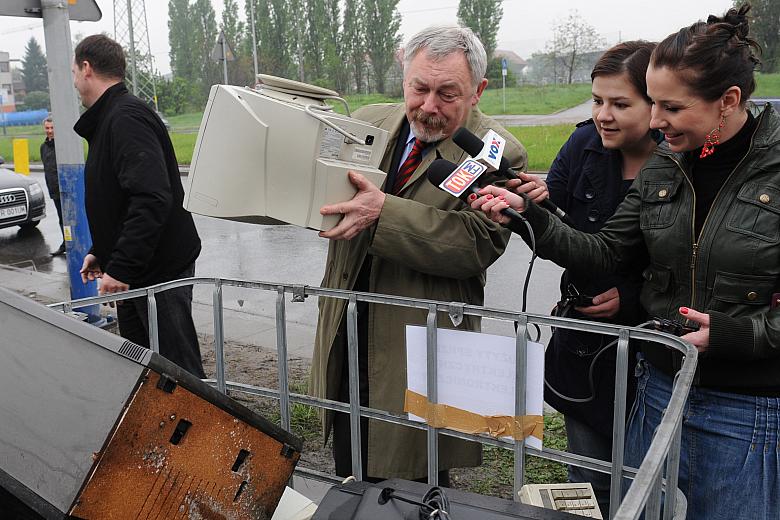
[184,76,389,231]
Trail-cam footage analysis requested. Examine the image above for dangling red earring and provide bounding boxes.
[700,114,726,159]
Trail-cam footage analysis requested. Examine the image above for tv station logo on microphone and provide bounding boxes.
[439,159,487,197]
[476,129,506,172]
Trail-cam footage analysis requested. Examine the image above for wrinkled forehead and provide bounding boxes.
[405,50,475,87]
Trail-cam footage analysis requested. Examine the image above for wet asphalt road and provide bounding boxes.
[0,172,563,338]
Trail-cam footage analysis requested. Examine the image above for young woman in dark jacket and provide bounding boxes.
[474,6,778,518]
[515,41,657,514]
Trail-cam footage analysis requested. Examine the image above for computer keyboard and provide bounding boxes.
[518,483,603,518]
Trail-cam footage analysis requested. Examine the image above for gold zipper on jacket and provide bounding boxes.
[666,114,762,312]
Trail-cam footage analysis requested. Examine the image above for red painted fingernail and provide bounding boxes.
[499,195,506,200]
[486,194,493,200]
[680,307,689,315]
[468,193,477,201]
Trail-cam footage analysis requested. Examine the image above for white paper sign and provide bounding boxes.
[405,326,544,450]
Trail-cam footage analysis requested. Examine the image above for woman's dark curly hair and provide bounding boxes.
[651,3,761,104]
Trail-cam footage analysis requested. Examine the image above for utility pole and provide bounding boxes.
[248,0,258,84]
[41,0,101,321]
[210,31,235,85]
[113,0,158,110]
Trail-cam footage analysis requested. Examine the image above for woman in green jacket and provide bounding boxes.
[472,5,779,518]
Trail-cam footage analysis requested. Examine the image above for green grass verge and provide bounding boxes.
[508,124,572,172]
[479,84,593,115]
[0,123,569,172]
[0,136,88,164]
[166,112,206,130]
[169,132,198,164]
[0,125,568,171]
[267,380,322,441]
[754,73,780,97]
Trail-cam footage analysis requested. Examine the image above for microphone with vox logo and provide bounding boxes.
[452,127,571,224]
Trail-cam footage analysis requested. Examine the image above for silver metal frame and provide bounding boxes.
[50,277,698,520]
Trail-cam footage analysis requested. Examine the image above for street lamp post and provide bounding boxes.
[249,0,258,84]
[0,93,6,136]
[41,0,101,321]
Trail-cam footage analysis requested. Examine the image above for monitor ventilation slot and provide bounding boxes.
[118,341,146,361]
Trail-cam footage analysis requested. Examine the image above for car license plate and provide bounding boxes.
[0,205,26,219]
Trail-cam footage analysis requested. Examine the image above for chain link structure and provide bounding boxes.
[113,0,158,110]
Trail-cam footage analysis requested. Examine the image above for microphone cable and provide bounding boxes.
[377,486,452,519]
[543,320,655,403]
[503,193,542,342]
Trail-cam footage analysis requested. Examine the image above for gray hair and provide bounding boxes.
[43,116,53,124]
[403,24,488,87]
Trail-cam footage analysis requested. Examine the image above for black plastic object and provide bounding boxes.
[313,478,573,519]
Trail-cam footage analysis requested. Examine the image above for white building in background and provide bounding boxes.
[0,52,16,112]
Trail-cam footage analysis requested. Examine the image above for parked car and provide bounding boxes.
[0,157,46,231]
[155,111,171,130]
[751,98,780,112]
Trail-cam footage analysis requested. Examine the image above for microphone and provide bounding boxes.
[426,158,527,228]
[452,127,571,224]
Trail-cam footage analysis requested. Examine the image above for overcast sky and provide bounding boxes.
[0,0,734,75]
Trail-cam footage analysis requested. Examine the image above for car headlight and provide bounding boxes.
[28,182,43,197]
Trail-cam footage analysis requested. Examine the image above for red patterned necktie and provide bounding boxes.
[393,138,424,194]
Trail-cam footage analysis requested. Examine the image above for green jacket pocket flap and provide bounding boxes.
[736,183,780,214]
[712,271,775,305]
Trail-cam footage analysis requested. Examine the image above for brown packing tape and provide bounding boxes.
[403,389,543,441]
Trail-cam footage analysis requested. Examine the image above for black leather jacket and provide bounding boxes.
[73,83,200,287]
[525,104,780,391]
[40,138,58,200]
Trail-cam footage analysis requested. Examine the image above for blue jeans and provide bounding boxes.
[626,358,780,519]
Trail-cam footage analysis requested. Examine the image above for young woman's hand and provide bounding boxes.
[577,287,620,319]
[679,306,710,352]
[506,172,548,205]
[469,185,526,225]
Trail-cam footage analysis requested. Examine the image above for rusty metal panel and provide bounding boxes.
[70,370,299,520]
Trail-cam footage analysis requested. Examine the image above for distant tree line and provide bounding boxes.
[734,0,779,73]
[161,0,506,114]
[162,0,405,113]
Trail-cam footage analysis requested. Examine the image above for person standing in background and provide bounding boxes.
[73,34,205,379]
[40,117,66,256]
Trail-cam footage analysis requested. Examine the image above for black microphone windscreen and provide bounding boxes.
[452,127,485,156]
[426,159,458,186]
[453,127,513,174]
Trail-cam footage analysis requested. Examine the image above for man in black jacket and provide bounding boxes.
[40,117,66,256]
[73,34,205,378]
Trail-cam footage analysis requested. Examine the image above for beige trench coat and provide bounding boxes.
[310,103,528,479]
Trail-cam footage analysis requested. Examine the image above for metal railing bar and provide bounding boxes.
[48,278,693,354]
[146,289,160,354]
[213,280,227,394]
[51,277,696,520]
[346,295,363,481]
[663,408,683,520]
[425,304,439,485]
[276,286,292,433]
[609,328,631,519]
[645,472,663,519]
[513,315,528,500]
[614,350,697,519]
